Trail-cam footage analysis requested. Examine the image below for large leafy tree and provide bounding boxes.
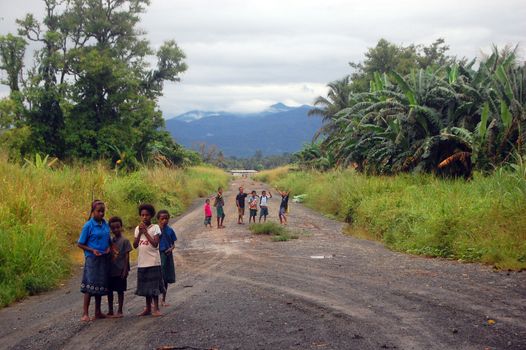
[0,0,188,165]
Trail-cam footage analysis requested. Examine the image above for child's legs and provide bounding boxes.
[145,296,152,311]
[94,295,105,317]
[83,293,91,317]
[117,292,124,313]
[162,282,168,302]
[107,291,114,314]
[152,295,160,311]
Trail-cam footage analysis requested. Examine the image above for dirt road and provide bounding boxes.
[1,178,525,350]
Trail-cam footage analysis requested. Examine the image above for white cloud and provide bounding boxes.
[0,0,525,116]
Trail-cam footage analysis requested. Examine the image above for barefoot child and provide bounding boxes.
[248,190,259,224]
[214,187,226,228]
[259,190,272,223]
[107,216,132,318]
[278,190,291,225]
[235,186,248,224]
[77,200,111,322]
[133,204,164,317]
[157,210,177,307]
[204,198,213,228]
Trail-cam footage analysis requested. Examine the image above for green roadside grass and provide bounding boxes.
[0,160,229,307]
[255,167,526,270]
[249,222,299,242]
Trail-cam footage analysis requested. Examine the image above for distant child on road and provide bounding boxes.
[214,187,226,229]
[259,190,272,223]
[77,200,111,322]
[235,186,248,224]
[204,198,213,228]
[134,204,164,317]
[248,190,259,224]
[107,216,132,318]
[157,210,177,307]
[278,190,291,225]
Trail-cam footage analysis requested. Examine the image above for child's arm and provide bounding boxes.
[77,243,103,256]
[133,226,141,249]
[121,252,130,279]
[268,191,272,198]
[143,227,160,248]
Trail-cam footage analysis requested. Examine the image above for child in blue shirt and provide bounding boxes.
[157,209,177,306]
[77,200,111,322]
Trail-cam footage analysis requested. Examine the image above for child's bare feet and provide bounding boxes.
[112,312,123,318]
[161,301,170,307]
[151,309,162,317]
[80,315,91,322]
[138,308,151,316]
[107,311,114,317]
[93,312,107,320]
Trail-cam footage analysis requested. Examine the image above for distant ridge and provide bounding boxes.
[165,103,322,157]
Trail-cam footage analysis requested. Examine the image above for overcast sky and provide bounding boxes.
[1,0,525,116]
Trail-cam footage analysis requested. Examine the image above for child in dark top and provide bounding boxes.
[77,200,111,322]
[235,186,248,224]
[278,190,291,225]
[107,216,132,318]
[157,210,178,307]
[214,187,226,229]
[204,198,213,228]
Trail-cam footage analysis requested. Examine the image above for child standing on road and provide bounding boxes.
[204,198,212,228]
[107,216,132,318]
[134,204,164,317]
[248,190,259,224]
[235,186,248,224]
[77,200,111,322]
[259,190,272,223]
[278,190,291,225]
[214,187,226,229]
[157,210,177,307]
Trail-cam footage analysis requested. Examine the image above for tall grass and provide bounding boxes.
[255,168,526,270]
[0,159,229,307]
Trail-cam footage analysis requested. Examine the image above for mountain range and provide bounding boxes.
[165,103,322,157]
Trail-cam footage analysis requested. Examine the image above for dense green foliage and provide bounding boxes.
[0,0,193,167]
[304,39,525,177]
[0,159,229,307]
[255,167,526,269]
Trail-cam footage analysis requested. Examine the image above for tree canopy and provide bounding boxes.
[0,0,193,168]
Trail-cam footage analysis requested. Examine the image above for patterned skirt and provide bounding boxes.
[135,266,166,297]
[161,251,176,284]
[80,255,110,296]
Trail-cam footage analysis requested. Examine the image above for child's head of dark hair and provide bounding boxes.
[205,198,210,203]
[157,209,170,219]
[108,216,123,234]
[262,190,266,194]
[218,187,223,192]
[138,203,156,217]
[108,216,123,227]
[251,190,256,194]
[90,199,105,220]
[90,199,105,213]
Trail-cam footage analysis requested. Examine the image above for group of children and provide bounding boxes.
[78,200,177,321]
[203,186,291,228]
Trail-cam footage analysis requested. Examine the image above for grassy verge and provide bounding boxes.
[255,168,526,270]
[0,159,229,307]
[249,222,299,242]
